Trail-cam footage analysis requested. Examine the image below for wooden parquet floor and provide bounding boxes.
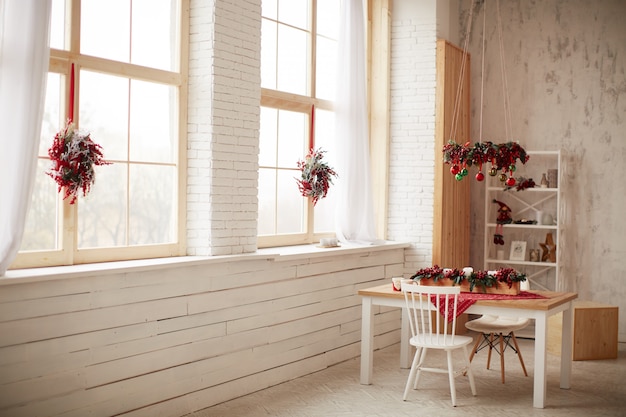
[190,336,626,417]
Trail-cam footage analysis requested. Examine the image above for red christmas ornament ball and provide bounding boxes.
[506,177,516,187]
[475,171,485,181]
[450,165,460,175]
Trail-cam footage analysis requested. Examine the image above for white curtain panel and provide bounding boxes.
[0,0,51,275]
[334,0,378,244]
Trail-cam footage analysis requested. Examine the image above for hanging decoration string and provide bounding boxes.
[478,0,487,143]
[448,1,474,144]
[442,0,529,184]
[496,0,513,142]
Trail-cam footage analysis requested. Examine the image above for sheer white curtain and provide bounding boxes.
[334,0,378,244]
[0,0,51,276]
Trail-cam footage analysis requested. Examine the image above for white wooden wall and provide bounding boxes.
[0,246,405,416]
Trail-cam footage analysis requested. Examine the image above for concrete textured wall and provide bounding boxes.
[460,0,626,339]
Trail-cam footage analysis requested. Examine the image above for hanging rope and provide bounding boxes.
[479,0,487,143]
[448,0,475,144]
[496,0,513,142]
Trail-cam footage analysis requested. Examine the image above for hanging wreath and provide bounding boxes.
[295,148,338,206]
[443,140,529,185]
[47,120,110,204]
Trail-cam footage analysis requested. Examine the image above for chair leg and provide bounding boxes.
[469,334,482,364]
[446,350,457,407]
[413,348,428,389]
[403,348,421,401]
[510,332,529,377]
[499,333,505,384]
[486,333,494,370]
[463,344,477,397]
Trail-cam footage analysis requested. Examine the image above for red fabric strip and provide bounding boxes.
[69,63,75,122]
[431,291,548,323]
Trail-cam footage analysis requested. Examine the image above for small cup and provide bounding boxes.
[392,277,403,291]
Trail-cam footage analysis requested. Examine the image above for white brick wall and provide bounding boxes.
[388,19,437,276]
[187,0,261,256]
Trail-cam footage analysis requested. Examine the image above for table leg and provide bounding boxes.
[533,314,548,408]
[560,302,573,389]
[360,296,374,384]
[400,307,410,368]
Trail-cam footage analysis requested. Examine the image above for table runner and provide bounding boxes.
[432,291,548,323]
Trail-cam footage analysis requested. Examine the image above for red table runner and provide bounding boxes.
[431,291,548,323]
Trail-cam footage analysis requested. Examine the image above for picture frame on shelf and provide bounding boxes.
[509,240,527,261]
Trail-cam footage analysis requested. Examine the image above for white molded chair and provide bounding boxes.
[465,315,530,383]
[401,282,477,406]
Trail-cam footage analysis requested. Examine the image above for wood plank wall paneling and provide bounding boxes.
[433,39,471,269]
[0,247,405,416]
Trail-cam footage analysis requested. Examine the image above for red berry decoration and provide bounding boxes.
[506,176,516,186]
[450,165,460,175]
[475,171,485,181]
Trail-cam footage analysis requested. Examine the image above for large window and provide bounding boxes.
[12,0,187,268]
[259,0,341,247]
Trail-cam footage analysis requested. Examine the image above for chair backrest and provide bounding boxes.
[401,281,461,346]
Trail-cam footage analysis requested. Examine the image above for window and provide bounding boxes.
[12,0,187,268]
[258,0,341,247]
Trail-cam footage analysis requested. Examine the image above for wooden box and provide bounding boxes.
[547,301,618,361]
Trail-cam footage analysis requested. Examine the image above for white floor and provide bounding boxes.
[190,335,626,417]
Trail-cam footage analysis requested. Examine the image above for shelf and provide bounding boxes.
[486,223,557,230]
[483,150,563,291]
[487,186,558,193]
[485,258,557,267]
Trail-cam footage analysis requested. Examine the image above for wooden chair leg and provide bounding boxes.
[499,333,505,384]
[486,333,494,369]
[510,332,528,376]
[469,334,482,363]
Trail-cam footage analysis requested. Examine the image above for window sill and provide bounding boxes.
[1,241,410,285]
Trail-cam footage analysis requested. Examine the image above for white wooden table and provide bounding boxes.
[358,284,578,408]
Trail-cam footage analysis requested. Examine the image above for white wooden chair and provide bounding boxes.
[465,314,530,383]
[401,282,477,406]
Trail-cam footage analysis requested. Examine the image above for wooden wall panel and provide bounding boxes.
[433,39,471,268]
[0,246,406,416]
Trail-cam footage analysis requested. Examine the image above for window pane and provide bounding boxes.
[39,73,65,156]
[262,0,277,19]
[19,160,60,251]
[313,109,335,155]
[313,110,337,233]
[277,25,308,95]
[131,0,179,71]
[316,0,340,39]
[20,73,66,252]
[78,163,128,248]
[314,189,336,233]
[278,0,309,30]
[50,0,67,50]
[129,165,176,245]
[259,107,278,167]
[258,168,277,235]
[276,169,305,234]
[81,0,130,63]
[315,35,338,101]
[277,110,306,167]
[260,19,277,90]
[129,80,177,163]
[79,71,129,161]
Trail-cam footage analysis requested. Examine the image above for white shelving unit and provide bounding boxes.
[483,150,563,292]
